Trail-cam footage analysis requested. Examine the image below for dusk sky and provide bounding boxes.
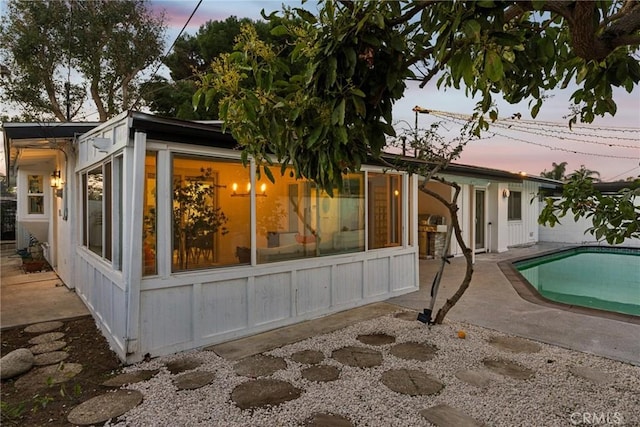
[150,0,639,181]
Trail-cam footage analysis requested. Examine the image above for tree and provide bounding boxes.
[0,0,165,122]
[196,1,639,192]
[196,1,639,322]
[540,161,569,181]
[567,165,601,182]
[140,17,274,120]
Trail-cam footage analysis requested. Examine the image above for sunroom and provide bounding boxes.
[75,111,419,363]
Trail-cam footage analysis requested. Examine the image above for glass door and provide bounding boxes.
[475,189,485,252]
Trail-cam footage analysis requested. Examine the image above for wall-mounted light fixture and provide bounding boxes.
[231,182,267,197]
[502,189,511,198]
[50,170,61,188]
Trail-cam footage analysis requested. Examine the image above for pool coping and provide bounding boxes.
[498,246,640,325]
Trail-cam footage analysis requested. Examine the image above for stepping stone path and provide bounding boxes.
[455,369,493,388]
[488,336,542,353]
[357,333,396,345]
[482,358,535,380]
[390,342,437,361]
[234,354,287,377]
[102,370,159,387]
[34,351,69,366]
[231,378,301,410]
[394,311,419,321]
[569,366,611,385]
[305,412,354,426]
[15,363,83,394]
[291,349,325,365]
[24,321,64,333]
[173,370,216,390]
[0,348,34,379]
[29,340,67,354]
[28,331,65,345]
[302,365,340,382]
[381,369,444,396]
[332,346,383,368]
[67,389,143,426]
[165,357,203,374]
[420,404,484,427]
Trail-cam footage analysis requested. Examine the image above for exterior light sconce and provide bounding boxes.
[231,182,267,197]
[502,189,511,198]
[50,170,61,188]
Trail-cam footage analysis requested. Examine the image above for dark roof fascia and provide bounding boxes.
[593,181,639,193]
[128,111,238,150]
[2,122,101,141]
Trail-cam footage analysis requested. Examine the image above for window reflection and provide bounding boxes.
[87,167,103,255]
[368,173,402,249]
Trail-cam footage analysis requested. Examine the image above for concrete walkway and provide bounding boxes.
[388,243,640,366]
[0,244,89,330]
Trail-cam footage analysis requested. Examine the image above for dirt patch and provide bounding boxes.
[1,316,123,426]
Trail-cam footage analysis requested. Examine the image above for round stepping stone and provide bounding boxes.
[381,369,444,396]
[34,351,69,366]
[0,348,34,379]
[302,365,340,382]
[420,404,484,427]
[165,357,203,374]
[389,342,437,361]
[488,336,542,354]
[173,370,216,390]
[482,358,535,380]
[102,369,159,387]
[24,321,64,334]
[30,340,66,354]
[357,333,396,346]
[67,389,143,426]
[15,363,83,393]
[455,369,493,388]
[305,412,354,426]
[332,346,382,368]
[394,311,419,321]
[234,354,287,378]
[291,350,325,365]
[28,332,66,345]
[231,378,301,410]
[569,366,611,385]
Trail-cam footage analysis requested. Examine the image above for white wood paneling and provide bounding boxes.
[366,258,390,296]
[200,278,249,337]
[334,262,364,305]
[296,267,331,315]
[254,272,291,325]
[140,286,193,352]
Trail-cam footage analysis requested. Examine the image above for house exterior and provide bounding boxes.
[3,111,554,363]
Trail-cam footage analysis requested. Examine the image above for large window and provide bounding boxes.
[368,173,403,249]
[143,153,157,275]
[508,191,522,221]
[81,163,112,259]
[255,168,365,263]
[171,155,251,272]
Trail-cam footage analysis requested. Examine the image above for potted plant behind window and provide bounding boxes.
[173,167,228,270]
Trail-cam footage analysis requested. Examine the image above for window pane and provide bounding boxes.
[82,173,88,246]
[368,173,403,249]
[115,157,123,270]
[105,162,112,262]
[256,168,316,263]
[318,174,365,255]
[508,191,522,220]
[87,167,103,255]
[172,155,250,271]
[143,153,157,275]
[27,175,44,214]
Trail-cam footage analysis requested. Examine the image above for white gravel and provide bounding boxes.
[106,313,640,426]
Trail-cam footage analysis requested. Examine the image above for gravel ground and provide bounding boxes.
[107,313,639,426]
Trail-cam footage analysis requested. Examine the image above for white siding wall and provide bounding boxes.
[136,250,418,362]
[506,180,539,247]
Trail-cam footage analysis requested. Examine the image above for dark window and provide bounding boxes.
[508,191,522,221]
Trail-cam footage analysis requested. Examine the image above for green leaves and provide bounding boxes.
[484,50,503,82]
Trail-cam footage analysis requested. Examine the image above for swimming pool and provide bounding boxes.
[514,247,640,317]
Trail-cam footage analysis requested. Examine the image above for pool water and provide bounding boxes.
[515,248,640,316]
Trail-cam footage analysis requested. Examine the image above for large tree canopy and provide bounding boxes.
[197,0,639,192]
[0,0,165,122]
[141,16,274,120]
